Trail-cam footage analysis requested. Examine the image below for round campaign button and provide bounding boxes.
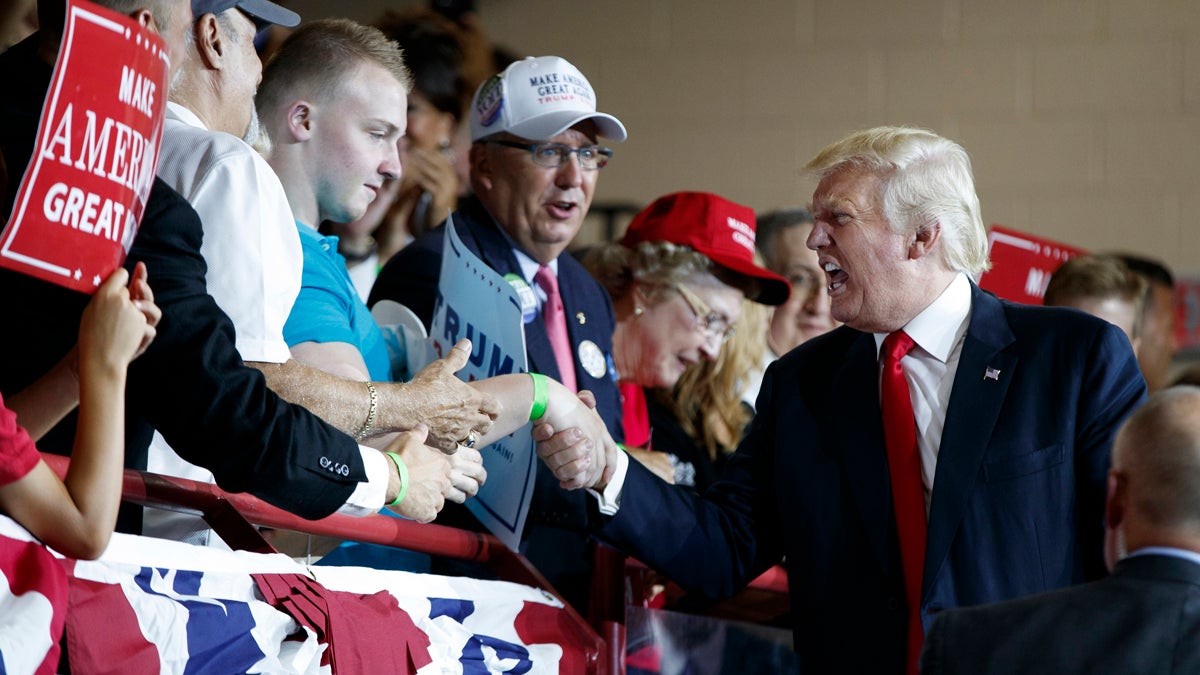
[578,340,607,379]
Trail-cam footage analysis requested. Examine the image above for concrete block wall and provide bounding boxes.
[288,0,1199,274]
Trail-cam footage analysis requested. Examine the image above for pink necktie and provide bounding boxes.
[534,265,577,392]
[881,330,926,675]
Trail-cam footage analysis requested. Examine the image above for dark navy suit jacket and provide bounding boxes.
[371,195,622,609]
[922,553,1200,674]
[598,283,1146,673]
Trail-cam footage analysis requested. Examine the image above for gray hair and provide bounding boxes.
[805,126,990,276]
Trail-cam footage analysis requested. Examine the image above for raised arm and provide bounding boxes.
[0,267,157,559]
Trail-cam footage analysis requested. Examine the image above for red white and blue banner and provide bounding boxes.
[0,515,569,673]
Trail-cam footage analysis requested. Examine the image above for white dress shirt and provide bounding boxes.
[873,272,973,512]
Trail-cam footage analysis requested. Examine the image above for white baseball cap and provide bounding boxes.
[470,56,627,143]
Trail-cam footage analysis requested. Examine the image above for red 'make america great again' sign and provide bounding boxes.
[0,0,168,294]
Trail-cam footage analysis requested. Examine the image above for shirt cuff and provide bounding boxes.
[335,445,388,517]
[589,449,629,516]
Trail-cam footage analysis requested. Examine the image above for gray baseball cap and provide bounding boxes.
[191,0,300,32]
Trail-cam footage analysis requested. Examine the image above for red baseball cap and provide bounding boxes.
[620,192,791,306]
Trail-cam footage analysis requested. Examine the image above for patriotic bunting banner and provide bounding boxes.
[0,515,571,674]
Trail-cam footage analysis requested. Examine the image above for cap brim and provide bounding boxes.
[237,0,300,29]
[710,254,792,306]
[506,111,627,143]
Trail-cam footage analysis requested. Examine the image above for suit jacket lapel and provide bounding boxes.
[462,210,560,382]
[923,285,1017,595]
[836,331,893,573]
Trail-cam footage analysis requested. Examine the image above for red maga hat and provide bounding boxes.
[620,192,791,306]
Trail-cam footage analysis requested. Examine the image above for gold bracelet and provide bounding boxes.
[354,381,378,441]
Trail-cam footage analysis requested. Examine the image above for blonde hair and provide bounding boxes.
[806,126,990,277]
[258,19,412,118]
[652,295,769,461]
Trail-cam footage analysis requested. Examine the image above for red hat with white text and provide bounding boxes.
[621,192,791,306]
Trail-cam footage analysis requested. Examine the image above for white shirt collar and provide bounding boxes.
[166,101,207,130]
[874,272,972,362]
[492,222,558,283]
[1127,546,1200,567]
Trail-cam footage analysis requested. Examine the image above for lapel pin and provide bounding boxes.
[576,311,586,325]
[984,367,1001,381]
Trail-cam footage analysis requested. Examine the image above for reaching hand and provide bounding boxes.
[402,339,500,453]
[443,445,486,503]
[382,425,451,523]
[78,267,156,374]
[533,382,620,490]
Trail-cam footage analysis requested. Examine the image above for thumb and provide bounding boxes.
[410,423,430,444]
[577,389,597,410]
[102,266,130,291]
[442,338,473,372]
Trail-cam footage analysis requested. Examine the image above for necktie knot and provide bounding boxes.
[883,330,916,364]
[532,264,576,392]
[534,265,558,296]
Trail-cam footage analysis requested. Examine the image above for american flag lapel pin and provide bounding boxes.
[984,367,1001,381]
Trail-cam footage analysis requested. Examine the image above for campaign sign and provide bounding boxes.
[979,225,1087,305]
[1176,277,1200,353]
[429,216,534,551]
[0,0,169,293]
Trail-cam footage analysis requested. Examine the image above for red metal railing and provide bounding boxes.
[42,453,611,674]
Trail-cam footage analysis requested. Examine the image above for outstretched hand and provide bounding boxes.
[533,386,619,491]
[402,339,500,453]
[382,425,451,523]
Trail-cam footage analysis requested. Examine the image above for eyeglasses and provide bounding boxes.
[486,140,613,170]
[671,284,735,344]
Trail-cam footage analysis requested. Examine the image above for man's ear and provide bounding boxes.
[1105,469,1127,530]
[908,222,942,261]
[283,101,314,142]
[130,8,155,31]
[193,14,222,69]
[469,142,491,191]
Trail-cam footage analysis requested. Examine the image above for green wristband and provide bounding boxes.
[528,372,549,421]
[384,451,409,507]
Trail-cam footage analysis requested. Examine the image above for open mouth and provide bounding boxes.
[546,201,577,219]
[823,262,848,292]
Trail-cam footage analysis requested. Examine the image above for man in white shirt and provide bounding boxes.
[922,385,1200,674]
[535,126,1147,674]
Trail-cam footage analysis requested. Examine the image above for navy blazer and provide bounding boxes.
[922,553,1200,674]
[371,195,623,609]
[599,283,1146,673]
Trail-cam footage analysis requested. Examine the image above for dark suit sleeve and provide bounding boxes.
[919,612,948,674]
[368,233,442,330]
[599,361,786,599]
[1074,322,1146,580]
[125,182,365,519]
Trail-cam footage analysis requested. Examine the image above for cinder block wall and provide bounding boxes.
[289,0,1200,274]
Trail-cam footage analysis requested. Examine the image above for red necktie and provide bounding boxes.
[881,330,927,675]
[534,265,577,392]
